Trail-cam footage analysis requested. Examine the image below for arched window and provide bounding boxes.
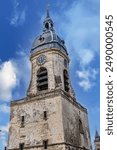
[37,67,48,91]
[63,70,69,92]
[45,22,49,29]
[79,119,84,134]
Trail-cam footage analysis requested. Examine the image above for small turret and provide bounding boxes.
[94,130,100,150]
[43,8,54,31]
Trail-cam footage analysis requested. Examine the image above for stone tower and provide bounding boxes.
[94,131,100,150]
[8,10,92,150]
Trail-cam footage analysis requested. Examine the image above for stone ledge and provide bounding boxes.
[10,88,87,113]
[7,142,90,150]
[30,47,69,62]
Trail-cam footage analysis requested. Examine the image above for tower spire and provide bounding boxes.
[46,4,50,18]
[95,130,99,138]
[43,5,54,31]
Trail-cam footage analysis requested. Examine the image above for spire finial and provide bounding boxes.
[46,4,50,18]
[95,130,99,138]
[43,4,54,31]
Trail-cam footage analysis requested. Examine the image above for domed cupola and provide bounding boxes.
[31,9,68,55]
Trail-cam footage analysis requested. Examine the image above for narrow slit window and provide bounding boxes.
[19,143,24,150]
[83,146,87,150]
[43,140,48,149]
[44,111,47,120]
[4,147,7,150]
[21,116,24,127]
[79,119,84,134]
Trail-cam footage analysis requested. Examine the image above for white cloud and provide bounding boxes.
[0,124,9,147]
[13,52,31,90]
[78,49,95,66]
[64,0,99,50]
[79,80,92,91]
[76,69,98,80]
[0,124,9,133]
[0,104,10,113]
[76,68,98,91]
[0,51,31,102]
[53,0,99,67]
[77,70,90,80]
[10,0,26,26]
[91,69,99,79]
[0,61,17,101]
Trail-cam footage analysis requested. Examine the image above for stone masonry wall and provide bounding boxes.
[61,96,92,150]
[8,95,64,150]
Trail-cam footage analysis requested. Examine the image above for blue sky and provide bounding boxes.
[0,0,100,149]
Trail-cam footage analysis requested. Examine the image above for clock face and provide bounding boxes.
[37,55,46,65]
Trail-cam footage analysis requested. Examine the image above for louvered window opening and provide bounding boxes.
[64,70,69,92]
[37,68,48,91]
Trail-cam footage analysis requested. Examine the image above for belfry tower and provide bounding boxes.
[8,10,92,150]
